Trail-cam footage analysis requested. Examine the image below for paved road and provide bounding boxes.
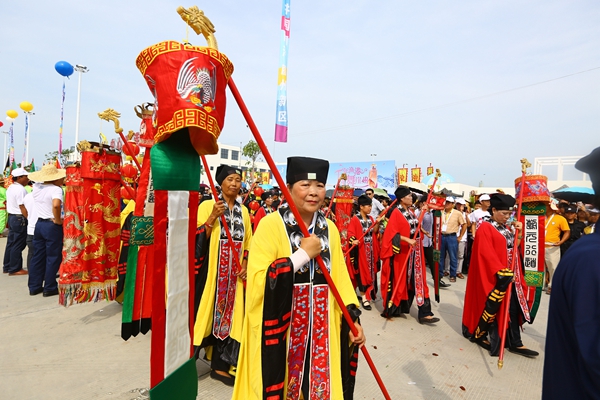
[0,237,546,399]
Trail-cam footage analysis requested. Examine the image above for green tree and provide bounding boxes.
[44,148,75,166]
[242,140,262,182]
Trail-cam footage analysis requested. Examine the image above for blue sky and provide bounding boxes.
[1,0,598,186]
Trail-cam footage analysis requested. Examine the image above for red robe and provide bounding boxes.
[347,214,379,297]
[380,207,429,309]
[462,221,529,338]
[252,205,273,233]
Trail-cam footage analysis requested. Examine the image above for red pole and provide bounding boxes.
[324,174,345,220]
[199,155,243,274]
[344,199,397,257]
[243,180,259,204]
[389,175,440,303]
[120,179,136,199]
[497,166,527,369]
[227,78,391,400]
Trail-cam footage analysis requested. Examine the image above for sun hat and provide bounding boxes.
[28,164,66,183]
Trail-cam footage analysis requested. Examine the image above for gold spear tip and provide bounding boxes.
[435,169,442,178]
[340,173,348,180]
[497,360,503,369]
[520,158,531,173]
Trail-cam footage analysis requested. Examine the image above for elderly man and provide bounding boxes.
[439,197,466,283]
[3,168,30,276]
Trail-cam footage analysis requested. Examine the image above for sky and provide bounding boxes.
[1,0,598,187]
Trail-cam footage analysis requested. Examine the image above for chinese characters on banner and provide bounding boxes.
[523,215,540,272]
[398,168,408,184]
[261,171,270,184]
[274,0,291,142]
[411,167,422,183]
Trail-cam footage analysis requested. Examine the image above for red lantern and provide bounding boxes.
[121,164,138,180]
[121,186,135,200]
[122,141,140,157]
[254,187,264,198]
[249,200,260,211]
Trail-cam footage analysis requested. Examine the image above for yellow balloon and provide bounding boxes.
[19,101,33,112]
[6,110,18,119]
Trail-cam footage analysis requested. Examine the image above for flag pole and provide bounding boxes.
[497,159,528,369]
[228,78,391,400]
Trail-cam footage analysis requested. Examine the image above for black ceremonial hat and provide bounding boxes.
[357,194,372,206]
[490,193,516,211]
[261,191,272,201]
[575,146,600,194]
[394,185,411,200]
[286,157,329,185]
[215,164,242,185]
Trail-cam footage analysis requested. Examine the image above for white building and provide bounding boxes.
[200,142,274,186]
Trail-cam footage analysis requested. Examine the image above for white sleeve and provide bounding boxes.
[289,248,311,273]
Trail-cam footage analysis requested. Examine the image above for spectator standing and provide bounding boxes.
[0,177,7,237]
[544,201,570,295]
[439,197,466,283]
[365,188,384,219]
[583,207,599,234]
[560,205,585,255]
[22,188,39,271]
[27,165,66,297]
[469,194,491,235]
[3,168,30,276]
[455,198,469,279]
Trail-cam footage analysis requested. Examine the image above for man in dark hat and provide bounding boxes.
[559,204,586,255]
[234,156,364,399]
[543,147,600,399]
[347,194,380,310]
[463,193,537,358]
[380,185,440,323]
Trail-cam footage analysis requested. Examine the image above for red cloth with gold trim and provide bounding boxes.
[136,41,234,156]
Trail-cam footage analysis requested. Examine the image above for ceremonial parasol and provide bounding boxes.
[552,186,595,203]
[405,181,427,194]
[372,188,390,198]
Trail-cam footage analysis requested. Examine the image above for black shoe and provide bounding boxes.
[419,316,440,324]
[362,300,372,311]
[43,289,59,297]
[30,288,43,296]
[508,347,539,358]
[439,279,451,288]
[476,339,491,351]
[210,370,235,387]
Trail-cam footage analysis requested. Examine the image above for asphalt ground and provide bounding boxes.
[0,238,546,399]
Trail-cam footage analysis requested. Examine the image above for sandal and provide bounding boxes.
[362,299,372,311]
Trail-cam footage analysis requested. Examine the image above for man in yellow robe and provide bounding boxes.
[233,157,365,399]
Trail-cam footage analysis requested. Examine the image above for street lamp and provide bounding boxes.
[74,64,89,150]
[370,153,377,162]
[23,111,34,167]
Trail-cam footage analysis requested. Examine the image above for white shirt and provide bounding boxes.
[23,192,38,235]
[32,183,63,220]
[469,209,490,230]
[369,196,384,218]
[6,182,27,214]
[459,211,468,242]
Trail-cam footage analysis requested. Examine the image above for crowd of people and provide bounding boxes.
[2,149,599,398]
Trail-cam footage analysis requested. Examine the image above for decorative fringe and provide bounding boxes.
[59,281,117,308]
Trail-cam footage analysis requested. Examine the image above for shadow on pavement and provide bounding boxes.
[402,360,453,399]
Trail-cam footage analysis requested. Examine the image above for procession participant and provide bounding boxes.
[3,168,30,276]
[27,164,66,297]
[194,164,252,386]
[348,194,380,310]
[543,146,600,399]
[380,185,439,323]
[252,190,274,232]
[462,193,537,357]
[233,156,365,400]
[560,204,586,255]
[544,201,570,294]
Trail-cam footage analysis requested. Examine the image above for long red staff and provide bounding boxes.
[200,155,243,274]
[324,173,347,219]
[343,198,398,257]
[228,78,391,400]
[242,179,260,204]
[497,159,528,369]
[389,170,442,303]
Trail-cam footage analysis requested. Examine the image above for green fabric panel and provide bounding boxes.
[521,202,546,215]
[530,286,543,321]
[121,245,139,324]
[151,128,200,191]
[131,216,154,245]
[149,357,198,400]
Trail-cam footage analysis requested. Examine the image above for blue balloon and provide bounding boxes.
[55,61,74,77]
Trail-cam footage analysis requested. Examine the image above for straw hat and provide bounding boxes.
[28,164,66,183]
